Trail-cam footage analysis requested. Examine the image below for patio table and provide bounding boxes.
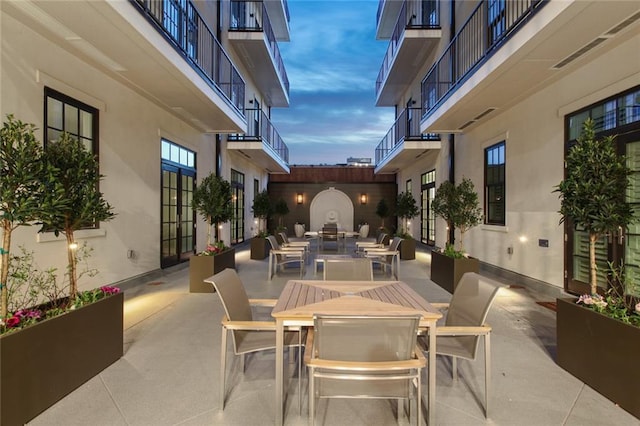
[271,279,442,425]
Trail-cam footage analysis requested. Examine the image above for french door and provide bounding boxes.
[161,164,196,268]
[421,170,436,246]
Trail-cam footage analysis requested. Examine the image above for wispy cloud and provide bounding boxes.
[272,0,394,164]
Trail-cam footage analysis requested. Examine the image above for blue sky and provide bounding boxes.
[270,0,394,165]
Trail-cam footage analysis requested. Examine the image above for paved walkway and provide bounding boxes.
[28,240,639,425]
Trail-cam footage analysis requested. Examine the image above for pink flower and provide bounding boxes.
[577,294,607,308]
[6,315,20,328]
[100,286,120,295]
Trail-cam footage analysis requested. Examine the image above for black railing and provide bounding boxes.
[132,0,245,115]
[230,1,290,97]
[421,0,545,121]
[228,108,289,163]
[375,107,440,165]
[376,0,440,97]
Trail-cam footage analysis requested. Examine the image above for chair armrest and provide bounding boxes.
[285,242,310,247]
[304,328,315,364]
[430,303,450,309]
[364,250,397,256]
[307,357,426,371]
[271,249,304,256]
[222,317,277,331]
[249,298,277,307]
[436,325,492,336]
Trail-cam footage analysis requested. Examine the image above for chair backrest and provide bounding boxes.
[376,233,387,244]
[323,258,374,281]
[313,315,420,362]
[278,232,290,244]
[206,268,253,351]
[324,222,338,228]
[322,226,338,239]
[266,235,281,250]
[445,272,502,356]
[359,224,369,238]
[388,237,403,251]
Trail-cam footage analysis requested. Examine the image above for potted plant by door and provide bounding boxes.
[430,177,483,293]
[1,121,122,425]
[555,118,639,418]
[250,189,271,260]
[189,173,235,293]
[395,191,419,260]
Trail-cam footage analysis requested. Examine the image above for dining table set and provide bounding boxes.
[270,278,442,426]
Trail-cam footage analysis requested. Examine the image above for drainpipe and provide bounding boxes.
[448,0,456,246]
[215,0,222,244]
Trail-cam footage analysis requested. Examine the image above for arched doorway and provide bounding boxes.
[309,188,354,232]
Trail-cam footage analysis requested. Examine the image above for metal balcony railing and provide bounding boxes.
[229,1,290,97]
[376,0,440,97]
[420,0,545,121]
[132,0,245,115]
[228,108,289,163]
[375,107,440,165]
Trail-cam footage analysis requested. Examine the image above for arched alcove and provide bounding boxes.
[309,187,354,232]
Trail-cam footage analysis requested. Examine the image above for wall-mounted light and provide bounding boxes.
[360,193,368,205]
[296,193,304,204]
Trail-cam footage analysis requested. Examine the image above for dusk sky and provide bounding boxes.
[271,0,395,165]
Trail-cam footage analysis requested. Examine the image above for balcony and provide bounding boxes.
[376,0,403,40]
[229,1,290,107]
[228,108,290,173]
[376,0,442,106]
[420,0,640,133]
[4,0,246,133]
[264,0,291,41]
[374,108,441,174]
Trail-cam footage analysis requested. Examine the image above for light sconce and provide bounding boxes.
[360,193,368,205]
[296,193,304,205]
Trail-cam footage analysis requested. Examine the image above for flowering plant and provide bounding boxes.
[199,241,228,256]
[1,285,121,335]
[576,264,640,328]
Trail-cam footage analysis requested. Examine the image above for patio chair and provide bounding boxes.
[266,235,306,280]
[419,272,502,418]
[278,231,311,255]
[305,314,426,425]
[205,269,304,410]
[363,237,403,279]
[320,226,339,251]
[355,232,387,253]
[323,257,374,281]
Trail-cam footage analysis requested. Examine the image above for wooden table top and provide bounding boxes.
[272,280,442,323]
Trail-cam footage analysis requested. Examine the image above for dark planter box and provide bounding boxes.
[430,250,479,294]
[557,298,640,419]
[399,238,415,260]
[1,292,124,425]
[250,237,270,260]
[189,248,236,293]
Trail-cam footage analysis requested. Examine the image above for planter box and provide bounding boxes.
[1,292,124,425]
[399,238,415,260]
[430,250,479,294]
[557,298,640,419]
[189,248,236,293]
[250,237,270,260]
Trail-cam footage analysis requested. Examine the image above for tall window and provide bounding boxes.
[421,170,436,245]
[231,169,245,244]
[45,87,98,153]
[487,0,506,45]
[485,141,505,225]
[161,139,196,268]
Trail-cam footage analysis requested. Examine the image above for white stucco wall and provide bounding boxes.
[1,12,216,291]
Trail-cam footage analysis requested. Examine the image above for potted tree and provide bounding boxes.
[395,191,419,260]
[555,118,639,418]
[251,189,271,260]
[189,173,235,293]
[1,124,122,426]
[375,198,391,243]
[273,198,289,240]
[430,178,483,293]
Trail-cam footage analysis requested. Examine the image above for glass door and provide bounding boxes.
[161,165,196,268]
[421,170,436,245]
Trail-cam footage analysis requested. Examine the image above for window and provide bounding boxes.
[488,0,506,45]
[421,170,436,245]
[406,179,412,193]
[485,142,505,225]
[45,87,98,153]
[231,169,245,244]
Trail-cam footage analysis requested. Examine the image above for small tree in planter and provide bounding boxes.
[376,198,391,234]
[251,190,271,237]
[431,177,483,255]
[250,190,271,259]
[396,191,419,238]
[430,178,483,293]
[40,132,115,298]
[190,173,234,292]
[0,115,67,319]
[273,198,289,232]
[556,118,634,295]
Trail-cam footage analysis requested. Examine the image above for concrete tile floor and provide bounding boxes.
[28,240,639,426]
